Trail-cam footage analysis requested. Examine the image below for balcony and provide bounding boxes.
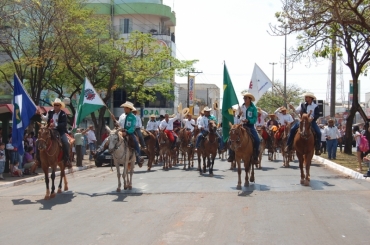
[113,24,175,43]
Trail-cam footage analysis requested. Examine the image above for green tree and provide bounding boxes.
[252,81,307,114]
[270,0,370,154]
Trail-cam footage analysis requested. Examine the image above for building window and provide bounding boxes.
[120,19,132,34]
[113,89,127,107]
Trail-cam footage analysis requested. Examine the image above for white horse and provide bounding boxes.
[106,126,136,191]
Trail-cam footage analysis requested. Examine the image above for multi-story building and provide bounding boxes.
[86,0,177,123]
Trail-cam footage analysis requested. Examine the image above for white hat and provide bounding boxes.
[51,98,65,109]
[203,106,212,112]
[132,107,137,112]
[150,114,156,117]
[120,101,135,110]
[302,92,316,100]
[242,92,255,102]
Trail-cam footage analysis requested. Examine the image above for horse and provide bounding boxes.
[37,125,70,200]
[266,126,277,161]
[202,120,219,176]
[256,126,270,169]
[293,112,315,186]
[216,127,227,160]
[177,127,194,170]
[274,122,294,167]
[229,123,255,189]
[140,129,157,171]
[106,126,136,191]
[158,129,174,169]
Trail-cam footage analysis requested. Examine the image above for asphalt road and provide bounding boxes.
[0,153,369,245]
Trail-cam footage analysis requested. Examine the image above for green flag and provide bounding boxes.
[73,78,106,128]
[222,63,239,143]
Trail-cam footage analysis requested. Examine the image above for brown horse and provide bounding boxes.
[37,125,70,200]
[293,113,314,186]
[202,120,219,176]
[229,124,255,189]
[158,129,174,169]
[275,122,294,167]
[256,126,270,169]
[140,129,157,171]
[178,128,194,170]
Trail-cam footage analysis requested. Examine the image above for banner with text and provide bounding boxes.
[189,76,195,106]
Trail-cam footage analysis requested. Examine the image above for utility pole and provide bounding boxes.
[284,26,287,107]
[330,35,336,117]
[269,62,277,94]
[187,70,203,108]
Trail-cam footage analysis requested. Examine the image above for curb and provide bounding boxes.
[313,155,370,182]
[0,164,96,188]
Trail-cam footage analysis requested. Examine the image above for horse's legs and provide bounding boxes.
[296,153,305,184]
[250,158,255,183]
[209,155,215,176]
[202,156,207,173]
[244,158,250,187]
[197,153,202,174]
[43,166,50,200]
[236,160,242,190]
[57,167,63,193]
[123,162,128,190]
[304,154,311,186]
[116,163,122,192]
[128,162,134,190]
[50,170,56,198]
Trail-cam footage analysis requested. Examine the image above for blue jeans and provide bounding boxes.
[129,133,140,158]
[135,128,146,147]
[327,139,338,159]
[88,142,95,160]
[287,121,321,149]
[244,124,260,152]
[0,161,5,174]
[195,130,224,150]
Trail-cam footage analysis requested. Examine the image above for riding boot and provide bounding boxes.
[136,154,144,168]
[227,150,235,162]
[64,159,72,169]
[315,143,321,156]
[253,149,259,162]
[284,143,292,153]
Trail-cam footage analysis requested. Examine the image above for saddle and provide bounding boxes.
[140,129,151,140]
[125,135,136,150]
[242,125,255,144]
[274,125,286,140]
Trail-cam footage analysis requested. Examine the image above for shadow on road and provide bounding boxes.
[74,191,143,202]
[12,191,76,210]
[259,167,277,171]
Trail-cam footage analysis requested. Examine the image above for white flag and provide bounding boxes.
[248,63,273,104]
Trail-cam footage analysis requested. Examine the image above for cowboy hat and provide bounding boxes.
[132,107,137,112]
[203,106,212,112]
[269,114,276,118]
[150,114,156,118]
[182,107,190,117]
[280,107,287,112]
[302,92,317,100]
[242,92,255,101]
[51,98,66,109]
[169,114,176,118]
[120,101,135,110]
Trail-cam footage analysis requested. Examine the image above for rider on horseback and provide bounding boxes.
[256,107,268,128]
[194,106,225,154]
[267,114,279,129]
[159,113,179,150]
[182,113,195,147]
[228,93,260,163]
[38,98,72,169]
[117,101,145,166]
[274,106,294,126]
[132,108,147,150]
[285,92,322,155]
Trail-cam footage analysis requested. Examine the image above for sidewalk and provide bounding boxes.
[313,155,370,182]
[0,158,97,188]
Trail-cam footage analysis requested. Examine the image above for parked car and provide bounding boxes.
[94,149,148,167]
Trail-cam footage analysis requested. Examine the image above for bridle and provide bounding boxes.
[37,128,59,157]
[158,130,169,145]
[299,117,312,140]
[109,132,126,159]
[229,126,244,149]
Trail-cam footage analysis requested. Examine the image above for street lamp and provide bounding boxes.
[269,62,277,94]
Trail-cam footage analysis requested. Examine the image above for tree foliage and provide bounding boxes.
[255,81,306,114]
[270,0,370,154]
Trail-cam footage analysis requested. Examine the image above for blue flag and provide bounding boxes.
[12,74,37,155]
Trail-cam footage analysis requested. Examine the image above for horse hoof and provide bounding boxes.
[250,177,255,182]
[50,193,56,199]
[128,186,132,190]
[44,196,50,200]
[304,180,310,186]
[147,168,151,171]
[300,180,304,185]
[57,189,62,194]
[244,182,249,187]
[163,166,165,169]
[117,188,121,192]
[64,186,68,191]
[236,185,242,190]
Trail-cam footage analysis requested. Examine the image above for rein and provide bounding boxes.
[299,119,312,140]
[38,130,58,157]
[229,127,244,149]
[110,134,126,159]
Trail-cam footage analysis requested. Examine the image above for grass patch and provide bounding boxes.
[319,150,369,174]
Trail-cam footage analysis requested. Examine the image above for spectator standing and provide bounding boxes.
[338,124,345,153]
[320,124,327,154]
[0,143,6,179]
[86,125,97,161]
[74,128,88,167]
[353,125,362,172]
[324,119,341,160]
[6,137,17,176]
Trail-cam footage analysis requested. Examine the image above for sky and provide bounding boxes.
[162,0,369,106]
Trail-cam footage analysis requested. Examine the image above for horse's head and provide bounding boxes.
[158,129,168,145]
[208,120,217,133]
[37,126,52,151]
[107,127,121,154]
[299,113,312,139]
[229,124,243,143]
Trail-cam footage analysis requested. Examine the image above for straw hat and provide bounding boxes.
[302,92,317,100]
[280,107,287,112]
[269,114,276,118]
[120,101,135,110]
[150,114,156,118]
[242,92,255,101]
[51,98,65,109]
[203,106,212,112]
[132,107,137,112]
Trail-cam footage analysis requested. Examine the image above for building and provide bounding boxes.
[86,0,177,123]
[176,83,221,121]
